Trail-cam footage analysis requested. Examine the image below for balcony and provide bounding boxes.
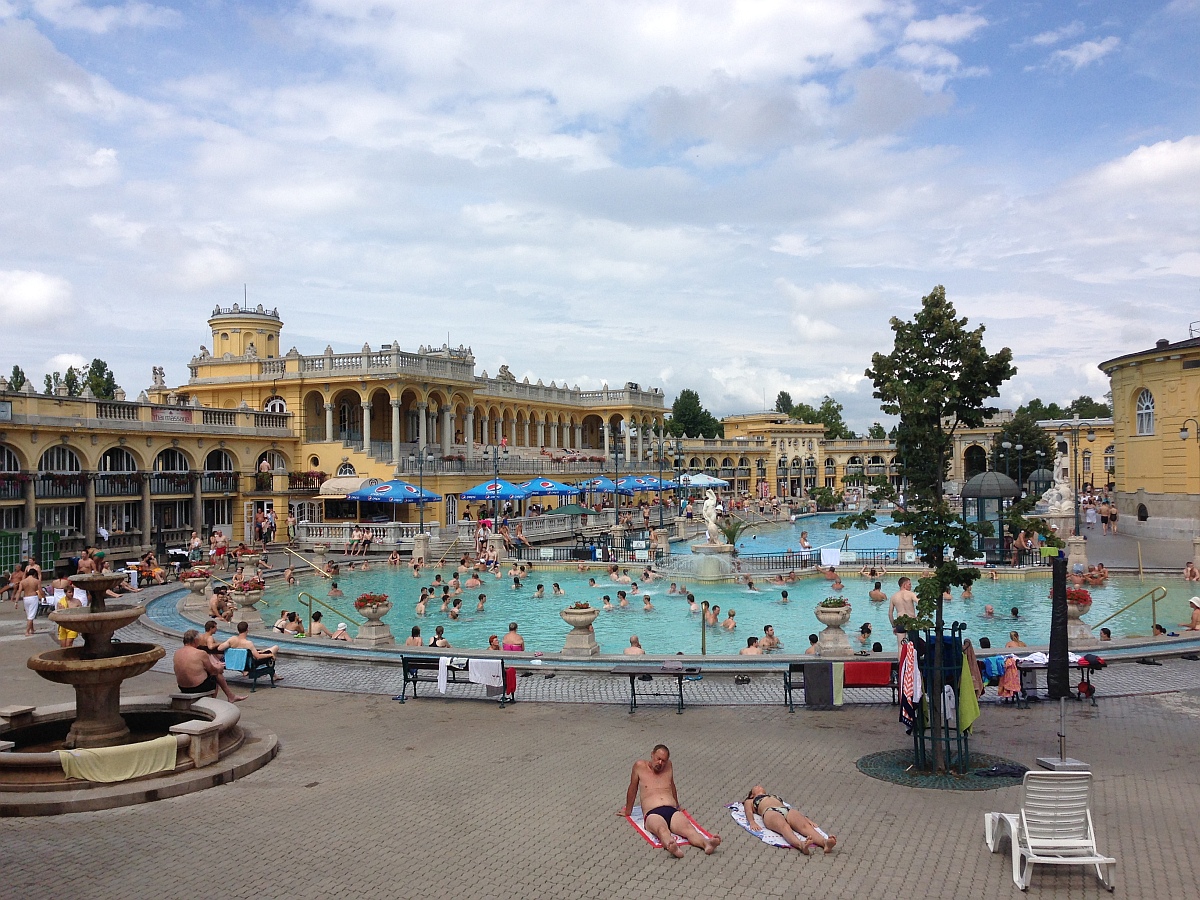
[0,476,26,500]
[149,473,194,495]
[95,473,141,497]
[287,472,324,492]
[201,472,238,493]
[35,474,85,499]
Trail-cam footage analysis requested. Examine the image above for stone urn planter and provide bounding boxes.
[229,589,265,629]
[560,605,600,656]
[312,543,329,566]
[353,601,395,647]
[181,575,211,612]
[1066,600,1096,646]
[238,554,261,580]
[814,602,853,656]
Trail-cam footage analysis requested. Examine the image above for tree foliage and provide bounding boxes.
[8,365,25,391]
[866,422,887,440]
[665,389,722,438]
[1017,395,1111,420]
[774,390,793,414]
[84,359,118,399]
[790,395,856,439]
[807,486,843,510]
[990,412,1056,486]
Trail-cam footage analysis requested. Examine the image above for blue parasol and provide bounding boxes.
[459,478,532,501]
[516,478,581,497]
[347,479,442,503]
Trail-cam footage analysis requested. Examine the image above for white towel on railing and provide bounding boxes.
[437,656,450,693]
[820,548,841,568]
[468,658,504,688]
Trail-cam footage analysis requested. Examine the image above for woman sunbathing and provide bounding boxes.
[743,785,836,854]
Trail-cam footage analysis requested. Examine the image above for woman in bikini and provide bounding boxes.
[743,784,836,854]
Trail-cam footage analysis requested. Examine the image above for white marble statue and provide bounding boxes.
[702,489,723,544]
[1040,452,1074,514]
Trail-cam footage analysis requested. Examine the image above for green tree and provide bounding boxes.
[1066,395,1111,418]
[84,359,118,399]
[665,389,722,438]
[990,412,1055,486]
[866,285,1015,772]
[43,372,60,394]
[791,395,855,439]
[8,365,25,391]
[866,422,887,440]
[63,367,81,397]
[774,390,793,415]
[807,486,844,510]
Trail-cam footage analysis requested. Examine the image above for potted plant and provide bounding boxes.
[354,592,392,622]
[181,566,211,597]
[560,601,600,630]
[1066,587,1093,619]
[814,596,853,655]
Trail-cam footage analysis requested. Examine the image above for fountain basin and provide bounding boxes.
[27,644,165,686]
[48,603,146,635]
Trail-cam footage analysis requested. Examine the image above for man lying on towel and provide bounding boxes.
[619,744,721,858]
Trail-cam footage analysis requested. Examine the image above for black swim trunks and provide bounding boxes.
[178,674,218,694]
[646,805,679,827]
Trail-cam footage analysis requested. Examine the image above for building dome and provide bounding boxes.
[961,471,1020,499]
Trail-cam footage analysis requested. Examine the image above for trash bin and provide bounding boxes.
[803,662,835,710]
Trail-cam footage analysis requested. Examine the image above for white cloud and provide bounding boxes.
[895,42,962,70]
[771,234,821,257]
[30,1,179,34]
[1050,36,1120,70]
[903,13,987,44]
[0,270,73,323]
[1024,21,1084,47]
[46,352,85,372]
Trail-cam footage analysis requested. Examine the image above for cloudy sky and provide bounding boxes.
[1,1,1198,430]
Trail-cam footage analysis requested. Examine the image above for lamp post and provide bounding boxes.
[649,437,681,529]
[610,440,622,524]
[408,447,435,533]
[1001,440,1012,477]
[483,442,508,522]
[1180,418,1200,495]
[1055,419,1096,535]
[1015,443,1024,495]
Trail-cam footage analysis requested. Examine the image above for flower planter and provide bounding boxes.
[180,576,210,612]
[312,544,328,566]
[238,554,261,580]
[560,606,600,656]
[353,601,394,647]
[229,589,264,629]
[814,603,852,656]
[1067,601,1096,646]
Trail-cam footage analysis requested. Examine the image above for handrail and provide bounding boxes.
[1091,585,1167,629]
[282,546,332,578]
[297,590,362,634]
[436,536,461,567]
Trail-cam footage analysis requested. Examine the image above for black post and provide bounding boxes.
[1047,555,1071,699]
[33,522,43,565]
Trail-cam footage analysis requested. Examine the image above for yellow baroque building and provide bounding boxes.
[1101,332,1200,537]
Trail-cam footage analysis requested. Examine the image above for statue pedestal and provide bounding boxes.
[1068,602,1097,649]
[487,535,507,563]
[673,516,687,540]
[689,543,735,579]
[1044,513,1076,539]
[1066,536,1088,574]
[1192,536,1200,570]
[897,533,915,564]
[412,532,431,565]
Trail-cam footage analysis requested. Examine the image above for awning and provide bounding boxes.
[318,476,380,499]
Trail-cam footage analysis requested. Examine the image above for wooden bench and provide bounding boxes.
[784,660,899,712]
[396,655,516,707]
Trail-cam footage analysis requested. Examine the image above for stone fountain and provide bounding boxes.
[26,573,165,749]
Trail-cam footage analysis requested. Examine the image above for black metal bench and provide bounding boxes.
[783,660,899,712]
[609,664,701,714]
[397,655,515,707]
[223,646,277,692]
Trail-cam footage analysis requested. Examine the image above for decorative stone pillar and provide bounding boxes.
[1192,536,1200,571]
[84,472,97,545]
[480,415,490,450]
[897,533,915,564]
[191,472,203,539]
[140,475,153,554]
[23,476,37,534]
[637,424,645,461]
[574,424,582,450]
[536,420,545,448]
[522,419,530,448]
[442,407,453,456]
[417,402,428,448]
[1066,535,1088,574]
[623,425,632,462]
[391,399,401,467]
[324,403,334,441]
[602,423,610,459]
[495,418,504,444]
[487,533,507,564]
[412,531,431,562]
[464,408,475,458]
[354,601,395,648]
[361,402,372,451]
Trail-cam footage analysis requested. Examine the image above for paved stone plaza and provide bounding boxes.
[3,601,1199,900]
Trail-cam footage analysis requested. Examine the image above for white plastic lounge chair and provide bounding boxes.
[984,771,1115,892]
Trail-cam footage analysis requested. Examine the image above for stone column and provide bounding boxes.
[361,402,372,451]
[391,399,401,466]
[637,423,645,461]
[602,423,610,459]
[480,415,490,450]
[23,476,37,536]
[1193,536,1200,570]
[464,409,475,458]
[551,422,559,448]
[441,407,453,456]
[191,472,203,538]
[495,418,504,444]
[1066,535,1088,574]
[574,424,582,450]
[84,472,97,545]
[536,420,545,448]
[417,402,428,448]
[324,403,334,441]
[623,425,632,462]
[522,418,530,448]
[140,475,153,554]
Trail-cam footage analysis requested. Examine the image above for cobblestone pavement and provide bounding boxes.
[3,601,1200,899]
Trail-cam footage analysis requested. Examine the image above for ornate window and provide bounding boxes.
[336,461,357,476]
[0,444,19,472]
[204,449,235,472]
[39,446,81,473]
[1104,444,1115,473]
[99,447,137,472]
[1135,389,1154,435]
[154,448,190,472]
[264,395,287,414]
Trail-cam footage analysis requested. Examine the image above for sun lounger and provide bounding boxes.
[984,771,1115,891]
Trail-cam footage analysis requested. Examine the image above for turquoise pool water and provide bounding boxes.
[260,560,1193,657]
[734,513,900,555]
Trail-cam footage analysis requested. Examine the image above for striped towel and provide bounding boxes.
[726,803,828,849]
[626,805,711,848]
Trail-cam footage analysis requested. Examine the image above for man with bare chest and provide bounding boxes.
[619,744,720,858]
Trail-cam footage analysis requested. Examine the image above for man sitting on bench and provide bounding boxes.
[220,622,281,670]
[174,629,245,702]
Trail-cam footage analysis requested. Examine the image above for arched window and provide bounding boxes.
[204,449,235,472]
[1103,444,1115,473]
[0,445,20,472]
[257,450,286,471]
[824,458,836,472]
[1135,389,1155,435]
[1082,450,1092,474]
[704,457,717,469]
[721,457,734,467]
[99,447,137,472]
[154,448,190,472]
[39,446,80,473]
[336,461,357,476]
[264,396,287,414]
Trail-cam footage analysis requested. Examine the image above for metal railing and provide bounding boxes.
[149,473,194,495]
[1092,585,1168,630]
[201,473,238,493]
[287,472,323,492]
[95,473,141,497]
[34,474,85,498]
[0,478,26,500]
